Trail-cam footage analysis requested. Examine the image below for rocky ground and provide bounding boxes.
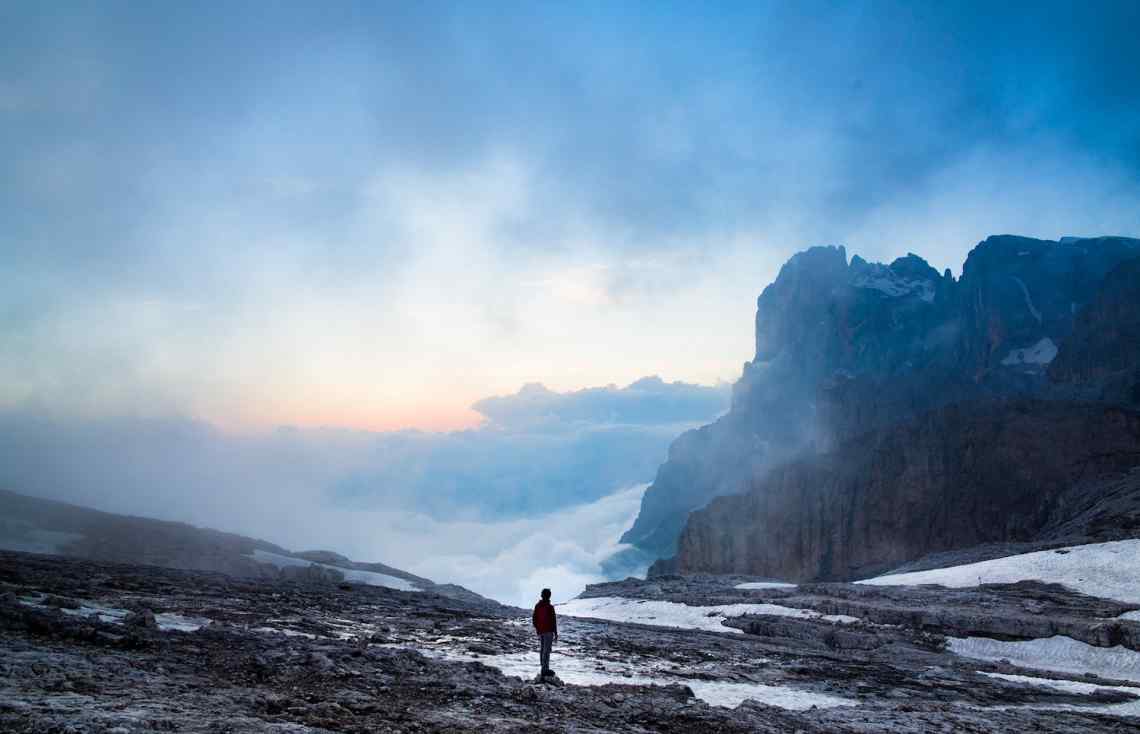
[3,551,1140,732]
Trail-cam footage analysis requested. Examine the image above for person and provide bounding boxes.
[532,588,557,677]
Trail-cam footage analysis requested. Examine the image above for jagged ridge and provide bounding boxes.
[623,235,1140,565]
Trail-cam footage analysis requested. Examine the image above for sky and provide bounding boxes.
[3,1,1139,433]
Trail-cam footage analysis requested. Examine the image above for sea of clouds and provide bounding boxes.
[0,377,725,605]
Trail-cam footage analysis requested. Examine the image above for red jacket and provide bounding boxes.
[532,599,557,634]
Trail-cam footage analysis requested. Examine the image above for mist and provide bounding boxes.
[0,378,723,605]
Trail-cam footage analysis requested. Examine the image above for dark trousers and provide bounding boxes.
[539,632,554,674]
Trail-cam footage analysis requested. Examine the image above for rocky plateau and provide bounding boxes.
[5,550,1140,732]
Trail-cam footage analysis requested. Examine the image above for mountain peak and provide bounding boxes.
[627,233,1140,560]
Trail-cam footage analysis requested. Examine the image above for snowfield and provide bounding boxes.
[859,539,1140,605]
[1011,276,1044,324]
[558,596,858,633]
[250,549,419,591]
[408,644,856,710]
[950,636,1140,684]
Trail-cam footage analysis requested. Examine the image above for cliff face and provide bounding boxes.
[1049,256,1140,407]
[623,235,1140,561]
[675,400,1140,580]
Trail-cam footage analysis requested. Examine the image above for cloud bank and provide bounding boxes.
[0,379,723,603]
[388,484,651,608]
[473,376,729,428]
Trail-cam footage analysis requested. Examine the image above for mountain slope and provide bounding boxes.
[0,489,504,608]
[673,400,1140,580]
[624,235,1140,561]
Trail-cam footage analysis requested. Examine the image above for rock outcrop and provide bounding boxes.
[624,235,1140,564]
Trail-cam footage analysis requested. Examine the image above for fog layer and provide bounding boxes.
[0,379,723,604]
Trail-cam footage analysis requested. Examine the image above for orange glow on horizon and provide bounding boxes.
[224,401,488,434]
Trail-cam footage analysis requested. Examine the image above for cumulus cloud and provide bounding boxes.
[472,376,728,428]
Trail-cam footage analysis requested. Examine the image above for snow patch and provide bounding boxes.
[735,581,796,590]
[860,539,1140,604]
[689,679,855,709]
[1120,611,1140,622]
[558,596,858,633]
[18,596,211,632]
[1011,276,1043,323]
[949,636,1140,684]
[982,671,1140,696]
[982,672,1140,718]
[16,595,129,624]
[1000,337,1058,366]
[154,613,211,632]
[407,643,856,710]
[250,549,419,591]
[852,269,935,302]
[60,603,131,624]
[250,626,318,639]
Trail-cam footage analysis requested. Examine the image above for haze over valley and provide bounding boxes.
[1,377,728,606]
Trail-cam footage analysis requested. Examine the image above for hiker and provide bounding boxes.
[532,588,557,677]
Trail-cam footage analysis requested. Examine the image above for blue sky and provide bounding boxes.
[3,1,1139,431]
